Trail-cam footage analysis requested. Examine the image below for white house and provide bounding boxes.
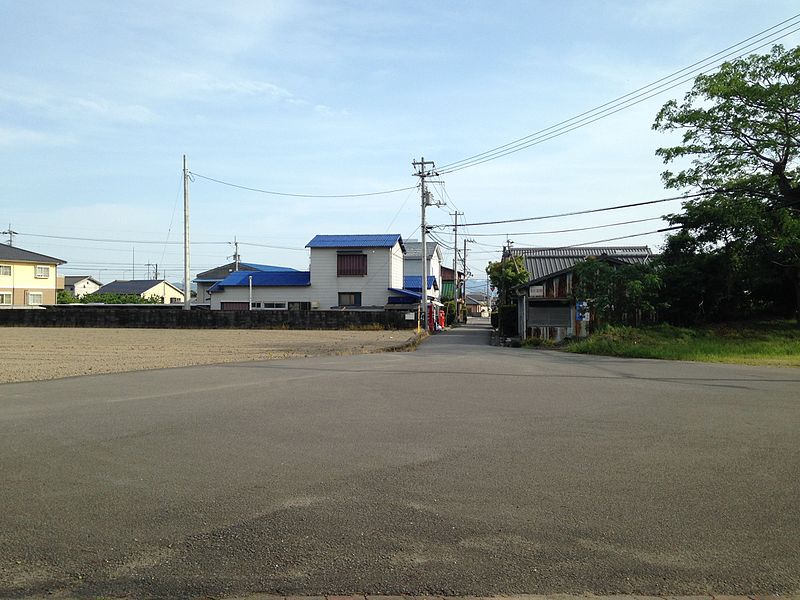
[208,234,407,310]
[63,275,103,298]
[403,240,442,301]
[95,279,186,304]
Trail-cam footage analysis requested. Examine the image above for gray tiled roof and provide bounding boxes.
[96,280,165,295]
[0,245,65,264]
[510,246,652,283]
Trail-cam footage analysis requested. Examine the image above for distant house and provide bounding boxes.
[403,241,442,301]
[440,265,464,300]
[209,234,408,310]
[63,275,103,298]
[0,245,66,307]
[194,261,299,304]
[95,279,185,304]
[511,246,653,341]
[465,292,490,317]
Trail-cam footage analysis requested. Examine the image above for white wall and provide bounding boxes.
[209,285,316,310]
[309,245,397,308]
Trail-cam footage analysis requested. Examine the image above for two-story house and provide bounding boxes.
[63,275,103,298]
[0,245,66,307]
[208,234,407,310]
[403,240,442,301]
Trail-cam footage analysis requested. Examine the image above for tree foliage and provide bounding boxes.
[653,45,800,322]
[571,259,662,327]
[77,293,164,304]
[486,256,528,305]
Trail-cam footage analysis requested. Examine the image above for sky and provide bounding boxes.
[2,1,799,291]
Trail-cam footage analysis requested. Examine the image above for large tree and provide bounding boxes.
[653,44,800,321]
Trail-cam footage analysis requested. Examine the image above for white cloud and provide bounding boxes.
[0,126,72,147]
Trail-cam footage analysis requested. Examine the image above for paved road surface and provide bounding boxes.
[1,319,799,599]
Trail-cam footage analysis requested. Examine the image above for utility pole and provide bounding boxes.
[183,155,191,310]
[412,157,436,331]
[1,224,18,246]
[463,238,475,312]
[232,237,240,270]
[450,211,463,315]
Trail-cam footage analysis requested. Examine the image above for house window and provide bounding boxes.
[338,292,361,307]
[27,292,43,305]
[288,302,311,311]
[0,265,11,277]
[35,265,50,278]
[337,253,367,276]
[169,297,182,304]
[0,292,11,305]
[261,302,287,310]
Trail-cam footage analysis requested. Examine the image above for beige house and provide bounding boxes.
[95,279,185,304]
[0,245,66,307]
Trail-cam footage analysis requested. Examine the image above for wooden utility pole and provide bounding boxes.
[183,155,191,310]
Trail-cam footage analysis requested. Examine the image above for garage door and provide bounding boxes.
[528,304,571,327]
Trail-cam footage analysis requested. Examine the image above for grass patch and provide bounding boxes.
[561,321,800,366]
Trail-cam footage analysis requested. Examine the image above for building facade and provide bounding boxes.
[0,245,65,307]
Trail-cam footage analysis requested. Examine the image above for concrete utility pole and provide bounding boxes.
[232,237,240,270]
[183,155,191,310]
[412,157,436,331]
[450,211,463,313]
[463,238,475,315]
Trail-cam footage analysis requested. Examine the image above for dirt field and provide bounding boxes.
[0,327,418,384]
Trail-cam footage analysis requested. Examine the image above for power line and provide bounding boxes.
[15,231,228,245]
[568,226,681,247]
[435,16,800,175]
[432,193,701,228]
[190,171,418,199]
[467,216,666,237]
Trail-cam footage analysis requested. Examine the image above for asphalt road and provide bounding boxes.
[1,319,799,599]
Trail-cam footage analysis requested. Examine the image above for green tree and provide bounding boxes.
[56,290,78,304]
[653,44,800,321]
[571,259,662,328]
[486,256,528,305]
[79,293,164,304]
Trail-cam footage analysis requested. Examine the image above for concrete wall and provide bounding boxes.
[0,305,417,329]
[0,260,59,306]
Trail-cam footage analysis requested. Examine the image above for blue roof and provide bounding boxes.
[240,263,299,272]
[403,275,438,290]
[211,270,311,291]
[306,234,405,251]
[389,287,422,300]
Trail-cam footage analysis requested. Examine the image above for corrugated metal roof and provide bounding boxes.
[510,246,652,282]
[212,270,311,290]
[96,280,164,295]
[239,263,299,272]
[403,275,438,291]
[306,234,404,251]
[388,287,422,300]
[0,245,65,265]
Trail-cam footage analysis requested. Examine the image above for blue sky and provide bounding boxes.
[2,1,799,288]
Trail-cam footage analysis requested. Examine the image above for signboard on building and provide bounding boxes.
[576,300,590,321]
[529,285,545,298]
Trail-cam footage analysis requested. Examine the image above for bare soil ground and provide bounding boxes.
[0,327,417,384]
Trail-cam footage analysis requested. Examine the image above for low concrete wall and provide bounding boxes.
[0,305,417,330]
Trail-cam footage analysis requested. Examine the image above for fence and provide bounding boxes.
[0,305,417,330]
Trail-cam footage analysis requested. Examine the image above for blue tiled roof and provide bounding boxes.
[240,263,299,272]
[403,275,438,290]
[306,234,404,251]
[211,270,310,291]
